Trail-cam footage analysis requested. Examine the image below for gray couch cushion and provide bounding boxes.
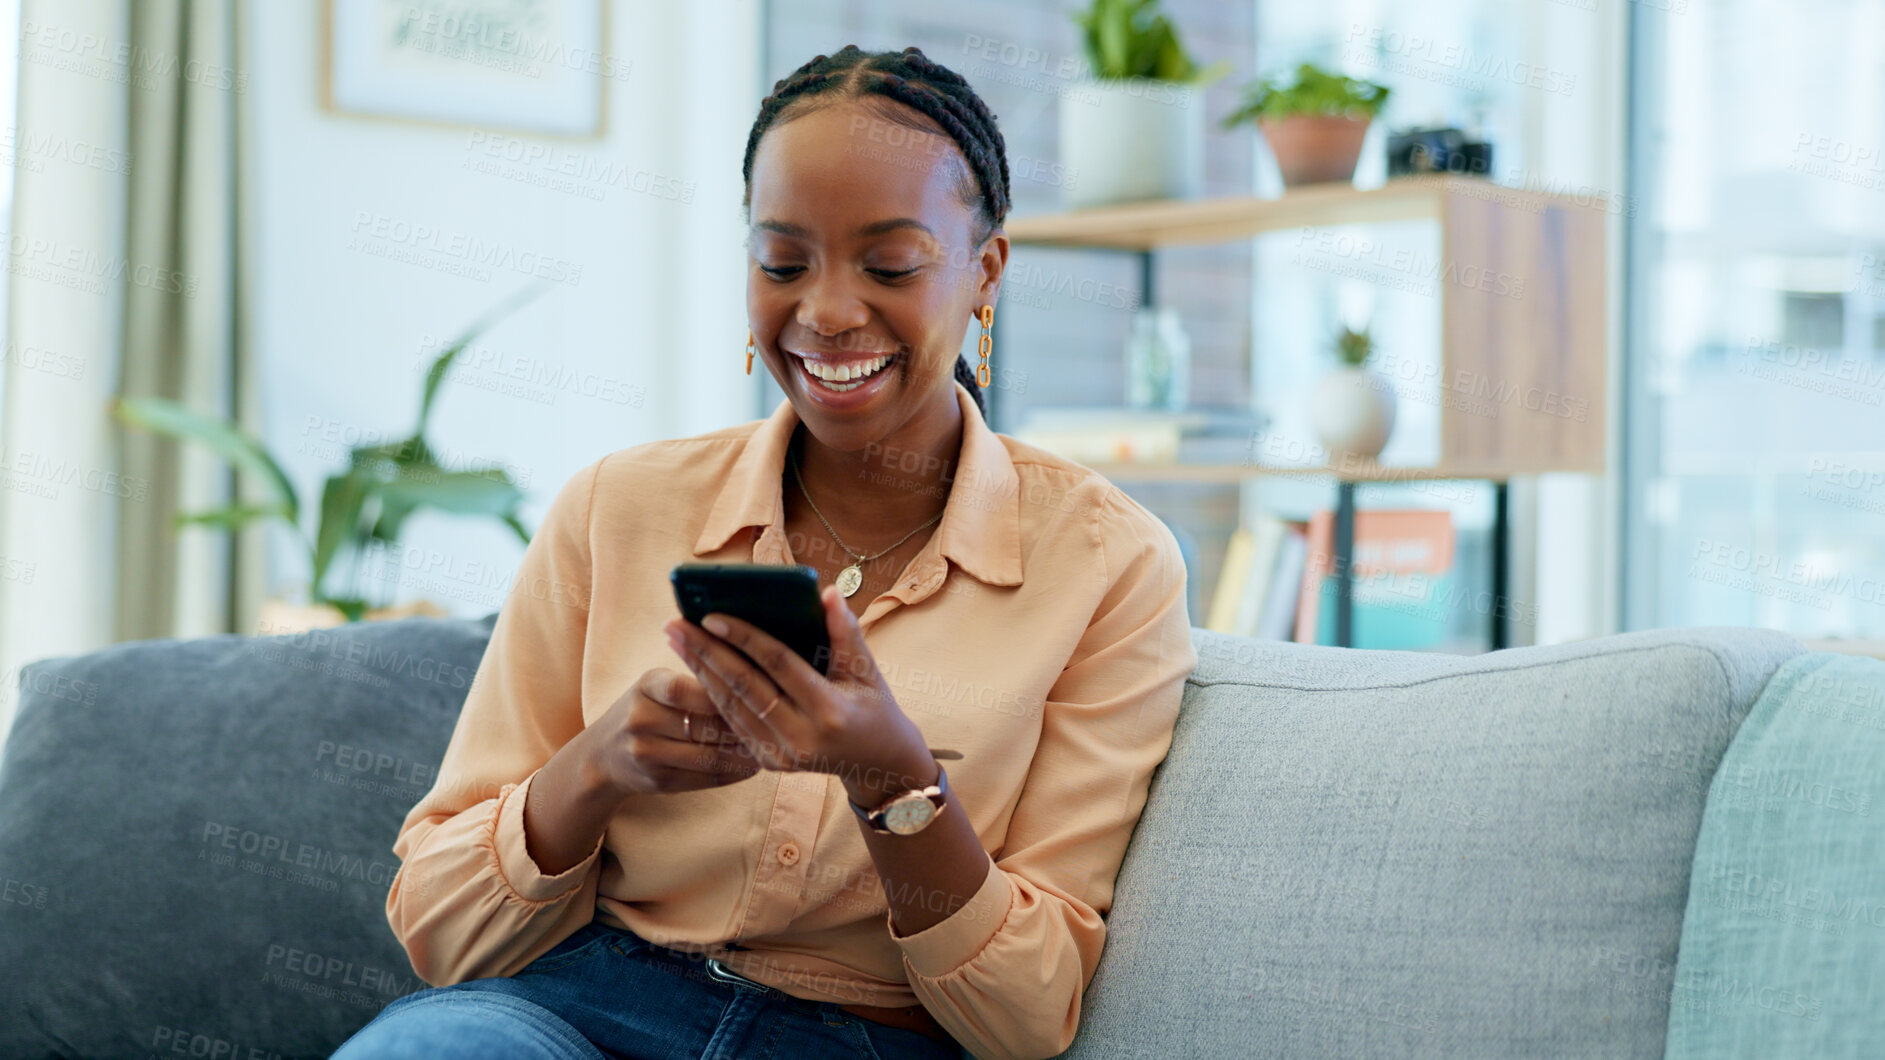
[0,614,496,1060]
[1058,627,1806,1060]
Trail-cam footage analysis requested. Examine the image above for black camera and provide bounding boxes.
[1387,127,1494,178]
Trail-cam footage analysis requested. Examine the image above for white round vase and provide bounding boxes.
[1309,367,1397,461]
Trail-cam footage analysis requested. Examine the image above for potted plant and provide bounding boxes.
[1309,324,1397,462]
[110,285,547,633]
[1222,62,1391,188]
[1061,0,1229,209]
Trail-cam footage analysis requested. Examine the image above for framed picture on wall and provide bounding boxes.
[324,0,614,139]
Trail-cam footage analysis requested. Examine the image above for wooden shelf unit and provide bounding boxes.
[997,176,1611,649]
[1003,175,1610,479]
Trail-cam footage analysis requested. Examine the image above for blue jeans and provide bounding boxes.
[330,920,967,1060]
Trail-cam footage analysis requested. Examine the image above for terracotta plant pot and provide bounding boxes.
[1259,115,1372,187]
[255,596,449,636]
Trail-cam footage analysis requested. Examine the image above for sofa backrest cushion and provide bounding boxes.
[1058,627,1804,1060]
[0,614,496,1060]
[1663,651,1885,1057]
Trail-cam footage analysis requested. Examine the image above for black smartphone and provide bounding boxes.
[670,563,832,677]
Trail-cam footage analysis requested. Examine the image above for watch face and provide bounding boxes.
[883,795,936,835]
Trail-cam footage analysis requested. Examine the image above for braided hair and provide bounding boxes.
[742,45,1010,418]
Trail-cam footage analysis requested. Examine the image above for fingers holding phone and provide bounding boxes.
[583,666,761,797]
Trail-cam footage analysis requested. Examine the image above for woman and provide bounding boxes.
[333,45,1195,1060]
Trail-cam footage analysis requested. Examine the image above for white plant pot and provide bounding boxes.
[1059,78,1203,209]
[1310,367,1397,461]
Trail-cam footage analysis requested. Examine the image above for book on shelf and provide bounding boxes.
[1294,509,1457,649]
[1205,514,1307,640]
[1257,526,1308,641]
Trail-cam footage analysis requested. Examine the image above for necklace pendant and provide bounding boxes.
[836,564,864,598]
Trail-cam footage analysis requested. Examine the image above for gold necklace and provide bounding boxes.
[787,445,945,598]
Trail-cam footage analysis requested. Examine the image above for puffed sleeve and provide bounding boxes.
[885,491,1198,1060]
[384,455,608,986]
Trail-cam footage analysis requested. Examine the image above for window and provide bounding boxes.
[1625,0,1885,638]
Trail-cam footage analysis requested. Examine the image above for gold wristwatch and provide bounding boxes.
[848,764,949,836]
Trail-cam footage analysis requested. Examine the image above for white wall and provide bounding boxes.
[244,0,758,619]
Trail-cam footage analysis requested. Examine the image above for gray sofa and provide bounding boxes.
[0,615,1863,1058]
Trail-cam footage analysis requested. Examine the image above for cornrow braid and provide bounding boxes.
[743,45,1011,419]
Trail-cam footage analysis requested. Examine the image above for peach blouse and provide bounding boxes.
[384,380,1197,1060]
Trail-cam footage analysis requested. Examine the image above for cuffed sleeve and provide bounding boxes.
[490,771,607,902]
[887,852,1012,978]
[384,455,607,987]
[891,493,1198,1060]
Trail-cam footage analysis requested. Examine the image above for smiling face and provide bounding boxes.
[746,99,1006,452]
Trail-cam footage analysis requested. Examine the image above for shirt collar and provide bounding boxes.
[692,379,1023,587]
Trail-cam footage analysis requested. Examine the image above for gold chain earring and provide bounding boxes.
[745,331,755,375]
[976,305,993,388]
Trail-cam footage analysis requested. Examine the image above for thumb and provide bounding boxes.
[821,583,869,679]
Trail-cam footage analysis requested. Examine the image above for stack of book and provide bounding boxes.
[1204,515,1308,641]
[1206,509,1458,649]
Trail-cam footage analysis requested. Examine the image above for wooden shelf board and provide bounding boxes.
[1005,175,1586,250]
[1085,461,1524,484]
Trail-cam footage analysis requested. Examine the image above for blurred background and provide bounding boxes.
[1,0,1881,745]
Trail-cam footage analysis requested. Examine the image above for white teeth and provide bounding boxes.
[797,353,892,386]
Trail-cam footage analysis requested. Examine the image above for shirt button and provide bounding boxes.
[778,842,800,865]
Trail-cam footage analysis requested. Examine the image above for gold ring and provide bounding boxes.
[757,696,780,719]
[683,714,692,741]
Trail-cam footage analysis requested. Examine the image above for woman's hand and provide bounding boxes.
[664,584,935,804]
[580,665,762,798]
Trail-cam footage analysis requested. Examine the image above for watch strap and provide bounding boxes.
[848,763,948,831]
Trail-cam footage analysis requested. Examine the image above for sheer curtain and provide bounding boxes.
[0,0,251,742]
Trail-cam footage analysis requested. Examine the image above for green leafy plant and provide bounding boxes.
[1071,0,1231,83]
[1333,324,1375,368]
[109,284,549,621]
[1221,62,1391,128]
